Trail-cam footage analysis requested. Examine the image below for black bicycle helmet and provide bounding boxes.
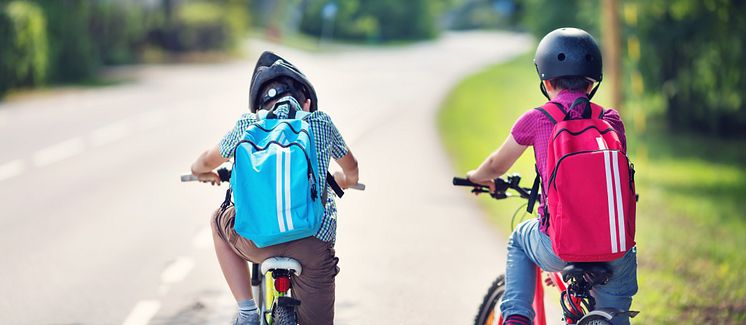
[249,51,318,112]
[534,27,603,99]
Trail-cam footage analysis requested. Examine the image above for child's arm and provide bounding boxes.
[333,151,359,189]
[191,145,230,185]
[466,135,527,192]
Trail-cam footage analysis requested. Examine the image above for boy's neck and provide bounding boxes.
[550,89,588,101]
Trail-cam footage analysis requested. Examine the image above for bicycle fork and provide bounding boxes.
[252,264,301,324]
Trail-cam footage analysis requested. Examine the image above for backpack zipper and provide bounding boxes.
[250,121,311,137]
[552,126,616,141]
[233,140,319,201]
[547,149,630,191]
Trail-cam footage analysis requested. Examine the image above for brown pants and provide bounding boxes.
[212,206,339,325]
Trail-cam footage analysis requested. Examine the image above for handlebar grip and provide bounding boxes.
[452,177,478,187]
[181,168,231,183]
[453,176,509,189]
[180,174,198,182]
[349,183,366,191]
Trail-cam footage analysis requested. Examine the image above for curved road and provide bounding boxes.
[0,31,533,324]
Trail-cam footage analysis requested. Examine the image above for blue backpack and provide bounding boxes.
[229,106,324,248]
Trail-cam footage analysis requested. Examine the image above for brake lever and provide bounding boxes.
[491,192,508,199]
[470,186,509,199]
[471,188,491,195]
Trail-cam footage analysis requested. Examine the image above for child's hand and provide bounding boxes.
[197,172,221,186]
[466,170,496,194]
[333,171,349,189]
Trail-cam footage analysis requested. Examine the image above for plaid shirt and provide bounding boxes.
[218,98,349,244]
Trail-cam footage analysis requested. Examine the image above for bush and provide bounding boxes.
[89,1,152,65]
[299,0,448,42]
[152,0,247,53]
[633,0,746,136]
[447,0,518,31]
[515,0,600,38]
[176,1,227,50]
[0,0,48,96]
[38,0,97,82]
[0,0,250,97]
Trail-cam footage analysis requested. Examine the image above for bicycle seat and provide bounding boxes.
[261,257,303,276]
[562,262,612,285]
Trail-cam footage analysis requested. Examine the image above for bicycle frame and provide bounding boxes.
[181,167,365,324]
[492,266,605,325]
[453,175,627,325]
[251,263,269,323]
[496,267,567,325]
[251,258,302,325]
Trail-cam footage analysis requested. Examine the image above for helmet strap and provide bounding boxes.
[540,82,551,100]
[587,81,601,100]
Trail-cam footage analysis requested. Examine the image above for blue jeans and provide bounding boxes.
[499,218,638,325]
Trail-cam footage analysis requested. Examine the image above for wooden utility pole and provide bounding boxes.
[602,0,622,111]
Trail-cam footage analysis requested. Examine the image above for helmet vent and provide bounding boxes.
[557,53,566,61]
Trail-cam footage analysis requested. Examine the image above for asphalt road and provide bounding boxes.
[0,31,535,324]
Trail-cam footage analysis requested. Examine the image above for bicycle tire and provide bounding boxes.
[474,274,506,325]
[272,305,297,325]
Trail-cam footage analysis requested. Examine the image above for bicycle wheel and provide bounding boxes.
[272,305,297,325]
[474,275,506,325]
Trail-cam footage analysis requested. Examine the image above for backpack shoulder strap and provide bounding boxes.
[326,172,345,198]
[257,110,270,120]
[527,164,541,214]
[590,102,605,119]
[534,101,567,124]
[571,97,605,120]
[293,110,310,120]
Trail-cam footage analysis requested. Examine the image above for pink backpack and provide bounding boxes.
[535,98,637,262]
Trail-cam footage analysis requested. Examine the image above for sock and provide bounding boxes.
[237,299,258,320]
[504,314,531,325]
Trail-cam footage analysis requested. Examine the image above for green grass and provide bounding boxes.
[438,53,746,324]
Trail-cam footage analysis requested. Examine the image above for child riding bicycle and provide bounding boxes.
[465,28,638,325]
[190,51,359,325]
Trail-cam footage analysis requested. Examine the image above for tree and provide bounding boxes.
[633,0,746,135]
[0,1,48,95]
[299,0,454,42]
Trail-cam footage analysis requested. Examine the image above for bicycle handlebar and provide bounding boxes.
[181,167,366,191]
[452,177,480,187]
[180,167,232,182]
[452,174,532,200]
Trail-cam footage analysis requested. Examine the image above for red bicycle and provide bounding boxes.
[453,175,638,325]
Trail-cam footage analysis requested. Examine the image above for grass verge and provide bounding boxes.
[437,53,746,324]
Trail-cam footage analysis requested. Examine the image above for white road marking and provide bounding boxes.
[160,256,195,285]
[32,137,85,167]
[90,119,132,147]
[138,109,168,129]
[0,159,25,181]
[192,226,213,249]
[121,300,161,325]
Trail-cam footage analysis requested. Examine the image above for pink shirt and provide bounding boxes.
[511,90,627,233]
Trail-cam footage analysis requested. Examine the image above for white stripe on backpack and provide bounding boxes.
[275,148,287,233]
[284,147,294,231]
[612,152,626,251]
[598,137,618,254]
